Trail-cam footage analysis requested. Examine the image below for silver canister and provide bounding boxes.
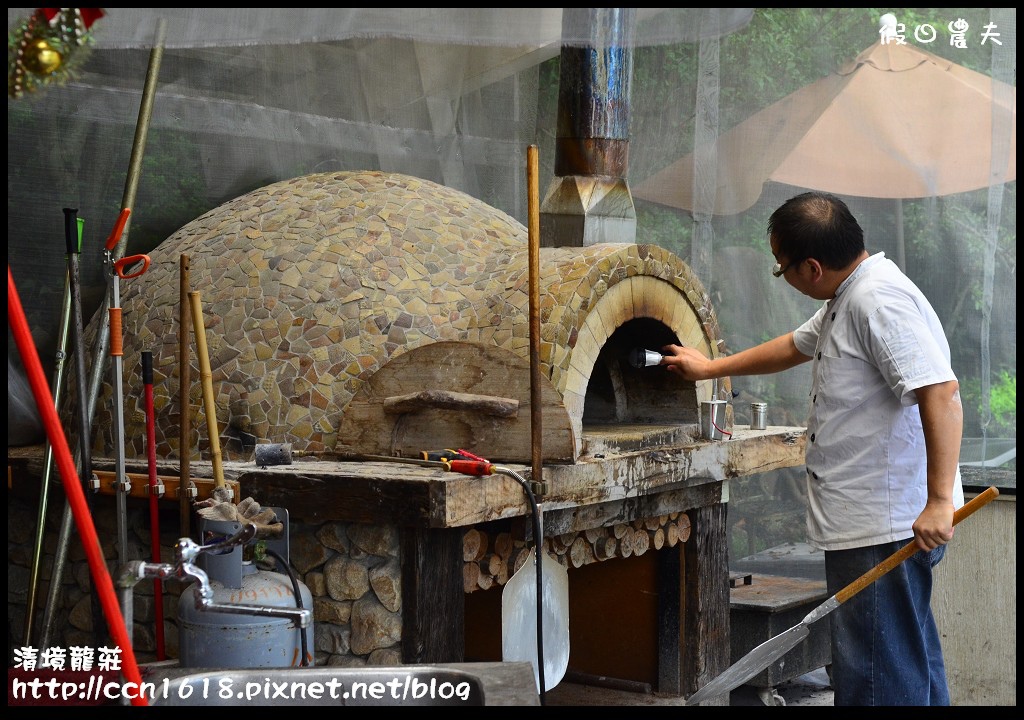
[700,399,729,440]
[750,402,767,430]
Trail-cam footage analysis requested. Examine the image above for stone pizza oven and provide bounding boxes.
[89,169,731,465]
[37,12,806,695]
[63,167,772,693]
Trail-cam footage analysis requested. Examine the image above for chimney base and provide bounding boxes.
[540,175,637,248]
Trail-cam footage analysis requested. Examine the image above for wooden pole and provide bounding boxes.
[527,144,543,488]
[188,290,225,489]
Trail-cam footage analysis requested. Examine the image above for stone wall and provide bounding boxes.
[289,519,403,666]
[7,494,403,668]
[7,494,178,662]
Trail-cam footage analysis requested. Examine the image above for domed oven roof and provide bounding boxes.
[83,171,727,465]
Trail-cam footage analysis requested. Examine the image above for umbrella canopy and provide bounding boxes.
[634,40,1017,215]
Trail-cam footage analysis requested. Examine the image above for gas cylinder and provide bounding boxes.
[178,513,314,668]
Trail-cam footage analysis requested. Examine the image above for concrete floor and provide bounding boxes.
[542,667,833,707]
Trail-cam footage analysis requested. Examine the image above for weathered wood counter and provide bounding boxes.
[8,424,805,699]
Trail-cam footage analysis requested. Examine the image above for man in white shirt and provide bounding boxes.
[661,191,963,706]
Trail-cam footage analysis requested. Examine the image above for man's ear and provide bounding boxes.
[803,258,825,282]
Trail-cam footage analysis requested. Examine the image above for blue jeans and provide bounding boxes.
[825,541,950,706]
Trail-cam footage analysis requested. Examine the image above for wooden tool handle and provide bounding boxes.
[835,486,999,604]
[189,290,225,489]
[527,144,543,491]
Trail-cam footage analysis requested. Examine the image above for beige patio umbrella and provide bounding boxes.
[634,39,1017,217]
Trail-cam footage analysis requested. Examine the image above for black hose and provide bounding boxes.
[527,489,546,704]
[265,548,310,667]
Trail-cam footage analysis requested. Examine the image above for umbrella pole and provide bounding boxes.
[105,212,136,581]
[104,223,152,642]
[894,199,906,271]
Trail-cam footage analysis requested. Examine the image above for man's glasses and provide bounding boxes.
[772,259,800,278]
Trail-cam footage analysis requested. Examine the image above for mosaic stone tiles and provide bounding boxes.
[79,171,723,463]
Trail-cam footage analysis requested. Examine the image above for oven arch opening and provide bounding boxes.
[582,317,698,428]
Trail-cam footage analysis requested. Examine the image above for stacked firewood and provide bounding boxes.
[462,512,692,593]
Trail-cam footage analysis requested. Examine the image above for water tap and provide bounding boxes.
[117,523,310,632]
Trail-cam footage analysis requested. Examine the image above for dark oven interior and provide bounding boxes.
[583,317,698,428]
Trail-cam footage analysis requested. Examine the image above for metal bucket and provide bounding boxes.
[700,400,728,440]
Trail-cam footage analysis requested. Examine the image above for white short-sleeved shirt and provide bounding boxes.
[792,252,965,551]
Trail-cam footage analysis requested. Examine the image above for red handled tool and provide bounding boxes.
[352,453,494,476]
[420,448,492,464]
[457,448,489,463]
[104,207,151,573]
[444,459,495,476]
[9,265,147,705]
[420,449,461,462]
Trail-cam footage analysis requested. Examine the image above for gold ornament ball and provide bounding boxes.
[23,39,64,75]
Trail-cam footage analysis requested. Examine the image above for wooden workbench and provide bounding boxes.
[8,424,805,699]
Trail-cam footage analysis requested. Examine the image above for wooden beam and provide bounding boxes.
[9,425,804,529]
[91,470,237,502]
[383,390,519,417]
[657,542,684,695]
[541,483,721,536]
[401,526,464,663]
[683,502,730,704]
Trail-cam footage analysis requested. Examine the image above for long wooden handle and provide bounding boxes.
[527,144,542,490]
[835,486,999,604]
[188,290,225,489]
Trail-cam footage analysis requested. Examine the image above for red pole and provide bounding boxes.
[142,351,166,660]
[8,265,147,706]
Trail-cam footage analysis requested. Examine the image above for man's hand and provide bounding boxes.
[914,380,963,551]
[912,499,955,551]
[660,344,714,381]
[661,332,810,383]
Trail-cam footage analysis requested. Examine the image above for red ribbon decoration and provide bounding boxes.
[41,8,106,29]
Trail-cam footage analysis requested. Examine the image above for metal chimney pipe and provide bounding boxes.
[540,8,637,248]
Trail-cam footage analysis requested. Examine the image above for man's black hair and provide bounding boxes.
[767,192,865,270]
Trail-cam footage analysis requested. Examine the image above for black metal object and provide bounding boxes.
[65,207,108,647]
[540,7,637,247]
[553,8,634,179]
[729,574,831,690]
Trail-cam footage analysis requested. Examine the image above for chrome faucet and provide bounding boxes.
[117,523,312,643]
